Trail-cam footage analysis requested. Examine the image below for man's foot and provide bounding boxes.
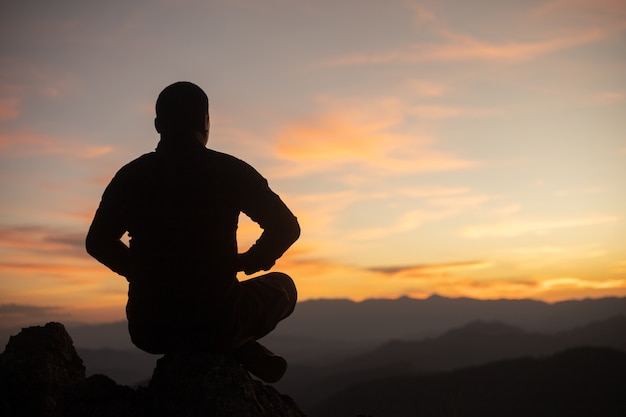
[234,340,287,383]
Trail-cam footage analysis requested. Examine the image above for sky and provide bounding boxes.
[1,0,625,326]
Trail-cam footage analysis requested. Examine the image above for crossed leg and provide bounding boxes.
[232,272,297,382]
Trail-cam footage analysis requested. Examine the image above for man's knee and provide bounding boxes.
[268,272,297,303]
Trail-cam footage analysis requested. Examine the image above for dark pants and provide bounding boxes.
[231,272,297,347]
[128,272,297,354]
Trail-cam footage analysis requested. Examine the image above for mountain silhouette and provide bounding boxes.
[268,295,626,343]
[3,295,624,409]
[338,315,626,373]
[275,315,626,411]
[312,346,626,417]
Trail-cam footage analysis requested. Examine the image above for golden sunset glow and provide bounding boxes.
[1,0,625,327]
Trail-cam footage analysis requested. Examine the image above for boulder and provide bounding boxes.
[0,323,306,417]
[146,352,305,417]
[0,322,85,417]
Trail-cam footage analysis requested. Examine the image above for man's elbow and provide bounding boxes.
[85,230,102,259]
[289,217,301,244]
[85,232,98,258]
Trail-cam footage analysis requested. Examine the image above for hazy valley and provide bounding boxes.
[2,295,626,416]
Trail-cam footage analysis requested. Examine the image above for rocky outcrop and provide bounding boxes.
[0,322,85,417]
[0,322,306,417]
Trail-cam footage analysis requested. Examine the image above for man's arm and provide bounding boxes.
[85,174,131,279]
[86,212,131,279]
[235,168,300,275]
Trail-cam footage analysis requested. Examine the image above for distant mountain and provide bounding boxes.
[338,315,626,373]
[77,348,158,386]
[311,346,626,417]
[2,295,621,351]
[273,295,626,342]
[276,315,626,412]
[2,295,624,389]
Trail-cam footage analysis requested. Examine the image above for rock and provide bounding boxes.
[0,323,306,417]
[146,352,305,417]
[65,374,139,417]
[0,322,86,417]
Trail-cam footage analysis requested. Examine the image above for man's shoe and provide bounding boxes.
[234,340,287,383]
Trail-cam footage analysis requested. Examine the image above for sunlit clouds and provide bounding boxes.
[0,132,114,159]
[272,96,479,178]
[462,215,619,238]
[0,0,625,325]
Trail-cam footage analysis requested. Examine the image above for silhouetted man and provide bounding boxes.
[86,81,300,382]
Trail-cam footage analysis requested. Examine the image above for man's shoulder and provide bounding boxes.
[204,148,246,165]
[204,149,257,172]
[203,149,267,186]
[112,152,159,178]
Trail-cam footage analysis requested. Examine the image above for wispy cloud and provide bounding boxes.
[530,0,626,23]
[276,253,626,302]
[462,215,620,238]
[591,91,625,105]
[0,131,113,159]
[555,186,606,196]
[0,303,71,327]
[368,261,493,277]
[0,225,86,256]
[271,97,478,177]
[539,276,625,290]
[410,105,502,120]
[321,27,611,67]
[322,0,626,68]
[0,97,19,121]
[343,186,493,240]
[346,208,455,240]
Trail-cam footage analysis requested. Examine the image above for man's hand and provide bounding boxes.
[235,253,275,275]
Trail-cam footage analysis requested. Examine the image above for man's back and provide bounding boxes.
[87,82,299,380]
[89,136,298,350]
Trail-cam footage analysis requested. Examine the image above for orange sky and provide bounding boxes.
[1,0,625,326]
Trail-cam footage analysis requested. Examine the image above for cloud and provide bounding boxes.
[271,97,478,177]
[611,260,626,274]
[404,80,449,97]
[0,303,71,327]
[346,208,455,240]
[321,0,625,68]
[368,261,493,277]
[0,225,86,256]
[538,277,625,290]
[410,105,502,120]
[591,91,625,105]
[462,215,620,238]
[0,97,20,121]
[555,186,606,196]
[0,225,94,284]
[0,82,24,121]
[284,189,387,238]
[321,28,610,67]
[0,303,61,315]
[0,131,113,159]
[530,0,626,23]
[0,261,101,280]
[342,187,493,240]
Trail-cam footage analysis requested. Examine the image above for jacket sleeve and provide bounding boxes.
[235,164,300,275]
[85,170,132,279]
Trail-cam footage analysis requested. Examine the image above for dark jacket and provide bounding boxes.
[86,136,300,352]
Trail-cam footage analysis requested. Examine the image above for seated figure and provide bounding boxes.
[86,81,300,383]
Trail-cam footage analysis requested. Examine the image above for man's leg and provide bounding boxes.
[238,271,297,340]
[233,272,297,382]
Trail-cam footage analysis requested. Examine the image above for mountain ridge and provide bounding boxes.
[275,314,626,411]
[311,346,626,417]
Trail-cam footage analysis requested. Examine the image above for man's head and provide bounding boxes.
[155,81,209,144]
